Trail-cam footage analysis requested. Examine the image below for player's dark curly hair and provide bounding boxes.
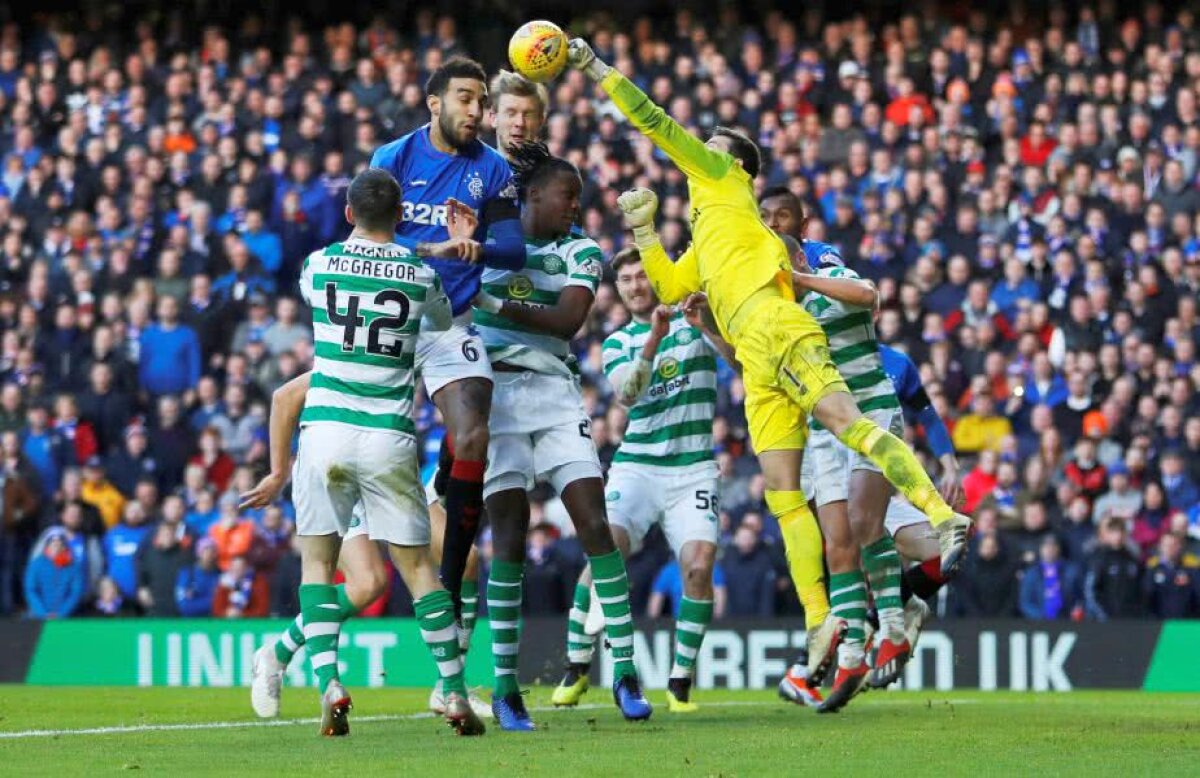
[508,141,578,202]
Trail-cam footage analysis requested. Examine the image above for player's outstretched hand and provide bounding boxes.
[617,187,658,229]
[427,237,483,263]
[681,292,710,329]
[240,471,287,510]
[939,468,964,509]
[446,197,478,240]
[650,304,672,340]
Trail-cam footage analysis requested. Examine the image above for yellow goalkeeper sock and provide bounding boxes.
[765,490,830,629]
[838,417,954,525]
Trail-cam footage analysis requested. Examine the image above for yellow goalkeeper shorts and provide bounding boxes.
[737,299,849,453]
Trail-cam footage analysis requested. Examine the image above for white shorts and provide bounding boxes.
[343,460,443,541]
[885,496,929,537]
[606,460,719,555]
[416,314,492,397]
[802,408,903,507]
[293,424,429,546]
[484,370,601,498]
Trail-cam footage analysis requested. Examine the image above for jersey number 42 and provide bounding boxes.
[326,282,411,357]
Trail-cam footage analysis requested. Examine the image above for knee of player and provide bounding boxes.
[683,556,714,589]
[451,424,489,461]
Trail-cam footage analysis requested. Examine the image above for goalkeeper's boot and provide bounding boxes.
[613,674,653,721]
[805,616,847,685]
[444,691,487,736]
[936,513,973,578]
[250,644,283,718]
[665,677,699,713]
[903,597,932,658]
[868,636,912,689]
[551,663,590,707]
[492,691,536,732]
[778,664,824,708]
[318,681,352,737]
[816,662,868,714]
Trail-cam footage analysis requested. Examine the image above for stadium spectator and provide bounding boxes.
[952,390,1012,454]
[1084,518,1145,621]
[80,457,125,529]
[1020,535,1082,620]
[23,530,84,619]
[1142,533,1200,619]
[103,502,153,600]
[90,575,137,617]
[175,538,221,617]
[648,558,728,620]
[212,556,269,618]
[105,423,159,497]
[136,519,187,616]
[954,533,1019,617]
[138,296,201,399]
[721,522,777,617]
[208,494,255,572]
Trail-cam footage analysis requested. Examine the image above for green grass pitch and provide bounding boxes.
[1,686,1197,775]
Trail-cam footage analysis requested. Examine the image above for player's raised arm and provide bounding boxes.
[477,174,526,270]
[568,39,732,181]
[617,188,700,304]
[605,305,671,407]
[792,267,880,309]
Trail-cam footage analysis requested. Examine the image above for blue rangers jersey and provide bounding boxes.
[370,125,524,314]
[802,239,845,271]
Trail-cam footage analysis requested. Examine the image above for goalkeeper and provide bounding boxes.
[565,40,971,652]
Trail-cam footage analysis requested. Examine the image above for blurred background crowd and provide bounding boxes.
[4,0,1200,623]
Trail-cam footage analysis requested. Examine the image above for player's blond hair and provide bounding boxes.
[489,69,549,119]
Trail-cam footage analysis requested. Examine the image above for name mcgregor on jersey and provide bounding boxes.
[325,254,425,281]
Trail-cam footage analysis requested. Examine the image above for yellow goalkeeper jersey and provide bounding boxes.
[601,70,794,343]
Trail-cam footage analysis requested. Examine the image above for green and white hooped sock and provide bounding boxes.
[488,559,524,697]
[299,583,346,693]
[670,597,713,680]
[566,582,596,665]
[588,550,637,680]
[415,589,467,697]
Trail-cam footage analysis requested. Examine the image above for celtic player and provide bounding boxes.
[790,251,911,712]
[471,142,651,730]
[551,247,728,713]
[243,169,484,737]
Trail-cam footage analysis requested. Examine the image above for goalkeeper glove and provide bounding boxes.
[617,188,659,248]
[567,38,611,81]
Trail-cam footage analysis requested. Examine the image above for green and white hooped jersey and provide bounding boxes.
[799,265,898,429]
[603,312,717,467]
[472,235,603,374]
[299,238,449,437]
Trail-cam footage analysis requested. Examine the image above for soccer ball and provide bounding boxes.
[508,21,569,83]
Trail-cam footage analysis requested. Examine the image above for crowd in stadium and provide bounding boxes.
[4,1,1200,622]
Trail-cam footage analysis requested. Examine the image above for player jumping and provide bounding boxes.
[470,142,651,730]
[371,57,525,624]
[565,37,971,667]
[550,247,726,713]
[247,169,484,737]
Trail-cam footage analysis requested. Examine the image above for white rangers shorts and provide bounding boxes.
[416,313,493,397]
[484,370,601,498]
[803,408,904,508]
[294,424,429,546]
[606,460,719,555]
[884,495,928,537]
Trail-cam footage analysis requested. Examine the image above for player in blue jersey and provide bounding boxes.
[370,57,526,618]
[879,343,962,617]
[759,185,846,271]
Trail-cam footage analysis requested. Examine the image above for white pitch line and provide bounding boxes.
[0,698,978,740]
